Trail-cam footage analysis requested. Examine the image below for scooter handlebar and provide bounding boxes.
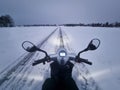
[75,57,92,65]
[32,56,92,66]
[32,57,49,66]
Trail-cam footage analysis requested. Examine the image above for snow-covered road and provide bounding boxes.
[0,26,120,90]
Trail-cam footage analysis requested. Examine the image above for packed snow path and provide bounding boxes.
[0,27,100,90]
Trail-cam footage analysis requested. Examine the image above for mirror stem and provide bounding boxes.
[77,48,88,57]
[37,48,48,57]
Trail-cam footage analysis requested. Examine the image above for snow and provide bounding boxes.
[0,26,120,90]
[0,27,56,71]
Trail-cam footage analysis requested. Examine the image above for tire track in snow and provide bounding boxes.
[0,53,35,87]
[0,27,58,89]
[8,27,58,89]
[11,28,57,89]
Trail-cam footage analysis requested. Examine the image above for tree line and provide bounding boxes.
[63,22,120,27]
[0,14,120,27]
[21,22,120,27]
[0,15,14,27]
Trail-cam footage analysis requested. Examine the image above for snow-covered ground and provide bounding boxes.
[0,26,120,90]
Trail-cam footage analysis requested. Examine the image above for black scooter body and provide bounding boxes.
[22,38,100,90]
[42,61,79,90]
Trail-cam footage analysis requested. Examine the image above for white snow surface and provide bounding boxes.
[0,26,120,90]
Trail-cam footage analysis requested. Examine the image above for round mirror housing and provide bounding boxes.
[87,38,100,50]
[22,41,38,52]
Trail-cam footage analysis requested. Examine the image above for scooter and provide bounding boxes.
[22,38,100,90]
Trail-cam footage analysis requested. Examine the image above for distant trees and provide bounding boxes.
[0,15,15,27]
[17,22,120,27]
[114,22,120,27]
[63,22,120,27]
[90,22,120,27]
[23,22,120,27]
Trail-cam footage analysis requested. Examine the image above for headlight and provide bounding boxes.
[59,51,66,57]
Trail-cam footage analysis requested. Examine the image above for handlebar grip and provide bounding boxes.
[32,62,38,66]
[32,58,46,66]
[76,58,92,65]
[82,59,92,65]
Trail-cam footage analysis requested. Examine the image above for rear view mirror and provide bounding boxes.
[22,41,48,56]
[22,41,39,52]
[76,38,101,57]
[87,38,100,50]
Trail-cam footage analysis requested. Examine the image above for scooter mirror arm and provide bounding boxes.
[37,48,49,57]
[77,48,88,58]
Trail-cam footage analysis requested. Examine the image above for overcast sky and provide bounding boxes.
[0,0,120,25]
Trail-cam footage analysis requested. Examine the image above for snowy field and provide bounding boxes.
[0,26,120,90]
